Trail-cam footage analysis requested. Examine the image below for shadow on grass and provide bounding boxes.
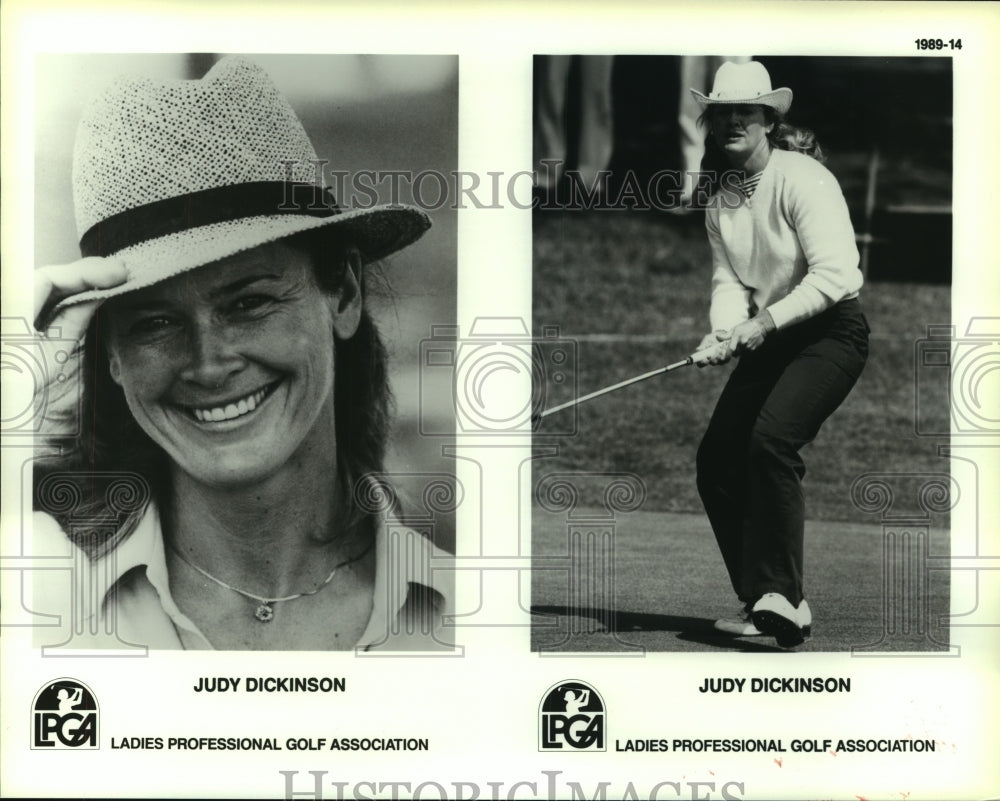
[531,604,792,653]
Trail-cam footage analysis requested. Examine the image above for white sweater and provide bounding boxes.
[705,148,863,332]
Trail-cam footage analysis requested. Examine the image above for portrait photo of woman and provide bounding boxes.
[30,54,457,652]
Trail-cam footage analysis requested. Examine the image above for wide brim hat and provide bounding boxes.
[690,60,792,114]
[57,56,430,313]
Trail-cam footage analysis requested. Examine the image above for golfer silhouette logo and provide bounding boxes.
[539,680,605,751]
[31,679,99,749]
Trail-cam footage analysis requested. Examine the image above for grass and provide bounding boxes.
[530,509,950,653]
[532,208,951,524]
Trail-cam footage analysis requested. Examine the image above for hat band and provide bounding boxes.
[79,182,341,257]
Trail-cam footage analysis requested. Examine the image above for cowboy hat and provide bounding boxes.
[56,56,430,312]
[690,60,792,114]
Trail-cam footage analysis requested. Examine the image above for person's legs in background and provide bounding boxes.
[535,56,614,197]
[574,56,615,193]
[534,55,572,191]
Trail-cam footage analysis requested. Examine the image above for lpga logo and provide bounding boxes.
[539,680,606,751]
[31,679,99,749]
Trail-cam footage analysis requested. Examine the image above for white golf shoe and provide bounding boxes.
[751,593,812,647]
[714,605,762,636]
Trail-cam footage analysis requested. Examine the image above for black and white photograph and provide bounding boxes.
[1,3,998,800]
[26,53,458,652]
[531,55,954,654]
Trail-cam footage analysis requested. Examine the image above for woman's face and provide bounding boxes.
[103,240,361,488]
[710,104,774,168]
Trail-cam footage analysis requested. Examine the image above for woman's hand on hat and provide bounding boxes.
[34,257,127,342]
[694,330,733,366]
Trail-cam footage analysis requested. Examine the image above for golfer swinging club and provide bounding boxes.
[690,62,869,647]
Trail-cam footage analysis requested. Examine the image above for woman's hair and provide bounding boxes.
[33,228,394,559]
[697,105,824,196]
[288,229,395,536]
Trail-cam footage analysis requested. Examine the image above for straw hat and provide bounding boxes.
[58,56,430,311]
[690,61,792,114]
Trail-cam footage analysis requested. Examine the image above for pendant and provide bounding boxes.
[255,603,274,622]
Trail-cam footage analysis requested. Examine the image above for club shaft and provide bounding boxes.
[538,356,693,419]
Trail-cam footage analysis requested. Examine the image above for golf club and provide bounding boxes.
[532,343,724,424]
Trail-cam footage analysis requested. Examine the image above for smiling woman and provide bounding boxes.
[31,56,453,651]
[101,243,354,490]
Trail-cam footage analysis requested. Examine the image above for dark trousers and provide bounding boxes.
[696,300,870,607]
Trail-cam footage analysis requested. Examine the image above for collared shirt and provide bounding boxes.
[31,503,454,652]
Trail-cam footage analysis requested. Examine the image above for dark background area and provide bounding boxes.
[553,55,952,283]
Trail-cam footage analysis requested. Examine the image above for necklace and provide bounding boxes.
[168,539,373,622]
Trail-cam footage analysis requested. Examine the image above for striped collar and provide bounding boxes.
[735,171,764,198]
